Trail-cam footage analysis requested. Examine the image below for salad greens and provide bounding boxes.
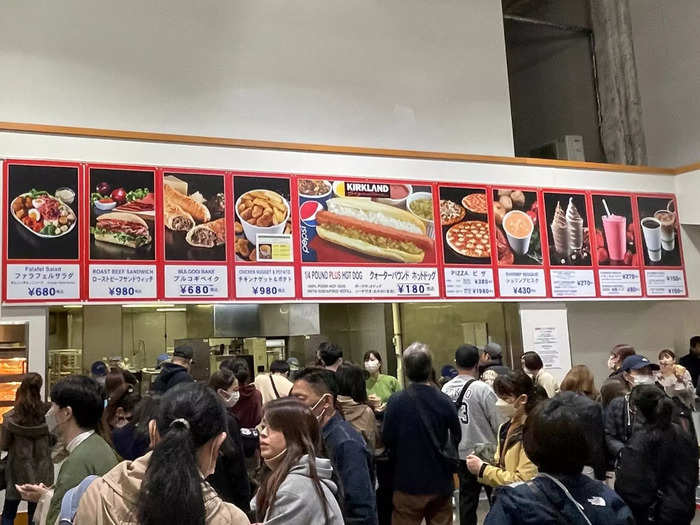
[90,226,149,246]
[91,193,104,204]
[126,188,150,202]
[27,189,48,198]
[40,224,57,236]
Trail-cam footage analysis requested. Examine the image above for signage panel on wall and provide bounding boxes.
[1,159,689,304]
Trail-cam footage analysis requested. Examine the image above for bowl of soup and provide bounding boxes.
[503,210,534,255]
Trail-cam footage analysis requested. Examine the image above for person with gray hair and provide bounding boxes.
[383,343,461,524]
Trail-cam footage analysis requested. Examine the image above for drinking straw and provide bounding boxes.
[602,199,611,217]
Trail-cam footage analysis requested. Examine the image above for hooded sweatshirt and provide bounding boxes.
[251,455,344,525]
[73,452,250,525]
[337,395,378,453]
[150,362,193,394]
[232,383,263,428]
[485,474,634,525]
[0,408,53,500]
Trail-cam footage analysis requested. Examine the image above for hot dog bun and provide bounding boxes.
[316,208,432,263]
[325,198,426,235]
[97,211,148,227]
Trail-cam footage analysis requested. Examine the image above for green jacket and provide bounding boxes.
[47,433,118,525]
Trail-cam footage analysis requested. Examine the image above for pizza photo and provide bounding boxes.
[446,221,490,259]
[440,199,466,226]
[439,186,493,264]
[462,192,488,215]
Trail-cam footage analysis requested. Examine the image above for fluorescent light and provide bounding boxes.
[156,308,186,312]
[64,305,83,309]
[122,304,174,308]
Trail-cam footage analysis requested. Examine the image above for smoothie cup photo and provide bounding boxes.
[654,209,676,251]
[602,214,626,262]
[641,217,662,263]
[503,210,534,255]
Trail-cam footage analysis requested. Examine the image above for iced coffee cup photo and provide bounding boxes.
[641,217,662,263]
[653,209,676,251]
[503,210,533,255]
[636,196,682,267]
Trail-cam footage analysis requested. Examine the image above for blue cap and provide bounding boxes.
[90,361,107,377]
[621,355,660,372]
[441,365,458,379]
[156,354,170,367]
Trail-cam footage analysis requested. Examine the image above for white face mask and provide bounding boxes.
[311,394,330,422]
[364,360,380,374]
[46,406,65,437]
[495,398,516,419]
[632,375,655,386]
[218,389,240,408]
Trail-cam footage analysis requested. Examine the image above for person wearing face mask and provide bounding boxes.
[16,375,118,525]
[600,345,637,408]
[466,370,546,488]
[74,382,250,525]
[291,368,377,525]
[206,369,251,514]
[656,349,695,409]
[520,352,558,398]
[221,359,263,429]
[254,360,294,405]
[252,397,344,524]
[614,385,698,525]
[150,344,194,394]
[604,355,662,460]
[363,351,401,409]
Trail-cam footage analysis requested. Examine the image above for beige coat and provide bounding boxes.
[337,395,378,453]
[73,452,249,525]
[254,373,293,405]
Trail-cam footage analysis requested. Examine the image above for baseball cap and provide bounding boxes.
[173,345,194,360]
[441,365,458,379]
[287,357,300,370]
[621,355,660,372]
[482,342,503,358]
[90,361,108,377]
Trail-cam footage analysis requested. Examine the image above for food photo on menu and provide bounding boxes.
[299,179,436,264]
[543,192,591,266]
[89,168,155,261]
[492,188,542,266]
[438,187,492,264]
[233,175,292,262]
[591,194,638,266]
[163,173,226,261]
[6,164,80,260]
[637,196,681,266]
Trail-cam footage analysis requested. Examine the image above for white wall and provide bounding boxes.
[0,0,514,155]
[631,0,700,167]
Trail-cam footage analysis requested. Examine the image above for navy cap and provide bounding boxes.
[621,355,660,372]
[90,361,108,377]
[441,365,458,379]
[173,345,194,360]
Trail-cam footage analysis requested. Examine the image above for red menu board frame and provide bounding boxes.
[0,158,689,304]
[2,159,84,304]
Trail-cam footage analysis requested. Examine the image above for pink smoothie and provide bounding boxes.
[603,214,626,261]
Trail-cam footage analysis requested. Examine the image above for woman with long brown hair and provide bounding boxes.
[560,364,599,400]
[253,397,343,525]
[0,373,53,524]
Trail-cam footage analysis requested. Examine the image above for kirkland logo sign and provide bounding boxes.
[344,182,390,198]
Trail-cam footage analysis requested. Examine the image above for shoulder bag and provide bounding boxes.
[407,386,460,472]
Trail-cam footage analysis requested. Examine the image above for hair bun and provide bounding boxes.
[169,418,190,430]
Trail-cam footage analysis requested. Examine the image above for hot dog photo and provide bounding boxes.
[299,178,436,264]
[163,172,226,261]
[6,163,80,261]
[89,167,155,261]
[233,175,293,263]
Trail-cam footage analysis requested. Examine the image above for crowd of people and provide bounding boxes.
[0,336,698,524]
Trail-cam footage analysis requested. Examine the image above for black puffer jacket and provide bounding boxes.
[150,363,193,393]
[615,423,698,525]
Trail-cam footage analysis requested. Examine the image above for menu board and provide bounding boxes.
[87,165,158,301]
[0,159,689,303]
[298,176,439,299]
[438,185,495,297]
[2,161,82,302]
